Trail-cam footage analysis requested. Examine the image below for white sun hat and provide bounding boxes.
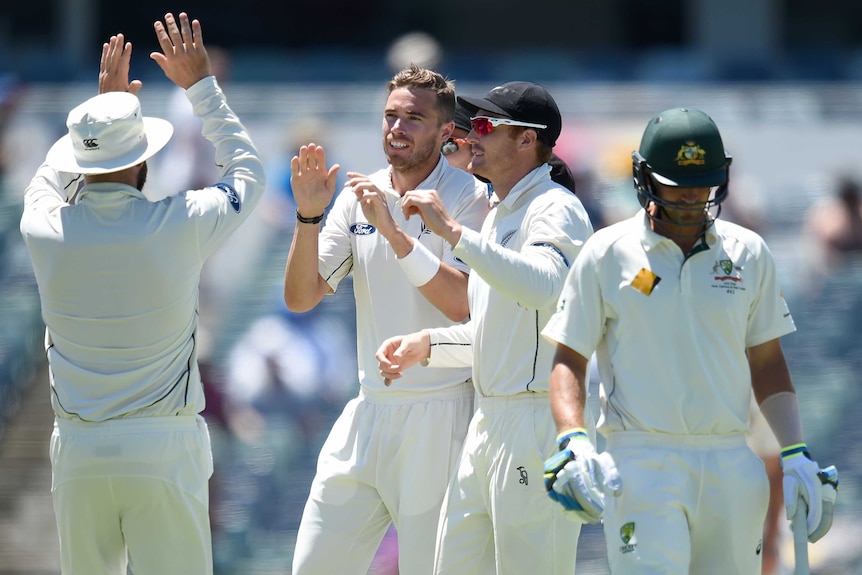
[46,91,174,175]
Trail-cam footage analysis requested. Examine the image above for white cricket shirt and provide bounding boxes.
[425,165,594,397]
[20,77,266,422]
[318,157,489,392]
[542,212,797,436]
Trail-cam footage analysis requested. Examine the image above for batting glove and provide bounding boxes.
[543,428,622,523]
[781,443,839,543]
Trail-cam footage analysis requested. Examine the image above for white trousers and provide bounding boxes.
[292,382,474,575]
[50,415,213,575]
[603,432,769,574]
[433,393,583,575]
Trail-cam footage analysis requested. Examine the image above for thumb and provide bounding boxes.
[596,452,623,496]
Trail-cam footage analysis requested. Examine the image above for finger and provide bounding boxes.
[314,145,327,170]
[164,13,183,49]
[191,17,204,47]
[290,155,300,177]
[128,80,143,95]
[152,20,173,56]
[179,13,193,47]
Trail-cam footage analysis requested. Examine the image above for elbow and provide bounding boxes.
[444,302,471,323]
[283,290,313,313]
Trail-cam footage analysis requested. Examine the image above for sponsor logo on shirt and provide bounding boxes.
[350,223,376,235]
[517,466,528,486]
[214,183,241,213]
[711,259,745,293]
[619,522,638,554]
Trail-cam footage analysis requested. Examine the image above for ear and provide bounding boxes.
[440,120,454,143]
[519,128,538,150]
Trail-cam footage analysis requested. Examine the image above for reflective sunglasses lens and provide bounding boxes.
[471,117,493,135]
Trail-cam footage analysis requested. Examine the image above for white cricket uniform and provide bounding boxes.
[20,76,265,575]
[542,212,797,574]
[424,165,594,575]
[291,157,490,575]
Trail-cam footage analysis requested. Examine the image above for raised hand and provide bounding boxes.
[98,33,142,95]
[400,188,462,247]
[291,144,340,219]
[150,12,211,90]
[345,172,398,238]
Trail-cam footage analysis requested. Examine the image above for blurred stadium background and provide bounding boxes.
[1,1,862,574]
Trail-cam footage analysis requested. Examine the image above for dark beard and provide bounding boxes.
[136,161,148,191]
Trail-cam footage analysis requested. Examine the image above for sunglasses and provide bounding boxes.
[441,137,468,156]
[470,116,547,136]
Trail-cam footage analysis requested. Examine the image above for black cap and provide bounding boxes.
[453,102,472,134]
[457,81,562,147]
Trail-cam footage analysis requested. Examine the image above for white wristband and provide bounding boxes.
[398,239,440,287]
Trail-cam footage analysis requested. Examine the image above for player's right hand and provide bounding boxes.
[781,443,838,543]
[291,144,340,218]
[543,428,622,524]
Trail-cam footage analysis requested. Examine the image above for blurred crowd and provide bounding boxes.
[2,71,862,573]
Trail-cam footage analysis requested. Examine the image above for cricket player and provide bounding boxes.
[19,14,265,575]
[542,107,839,573]
[284,66,489,575]
[376,81,594,574]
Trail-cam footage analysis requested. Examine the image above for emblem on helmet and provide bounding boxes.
[675,141,706,166]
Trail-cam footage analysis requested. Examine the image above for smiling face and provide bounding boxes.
[382,87,450,178]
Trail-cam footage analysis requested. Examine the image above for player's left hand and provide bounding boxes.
[781,444,838,543]
[98,33,142,95]
[543,428,622,523]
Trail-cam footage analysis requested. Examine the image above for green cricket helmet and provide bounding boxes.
[632,107,732,211]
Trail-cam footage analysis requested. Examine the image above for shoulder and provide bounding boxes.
[713,219,770,253]
[438,163,486,198]
[583,217,639,256]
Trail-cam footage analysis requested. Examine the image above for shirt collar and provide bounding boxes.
[636,211,717,252]
[76,182,147,202]
[497,163,553,210]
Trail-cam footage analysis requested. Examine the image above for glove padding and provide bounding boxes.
[781,444,839,543]
[543,430,622,523]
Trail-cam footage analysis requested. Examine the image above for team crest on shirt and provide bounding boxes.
[214,183,241,213]
[350,223,376,235]
[619,522,638,554]
[711,259,745,294]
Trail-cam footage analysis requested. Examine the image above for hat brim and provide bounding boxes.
[46,117,174,175]
[456,95,512,119]
[650,168,727,188]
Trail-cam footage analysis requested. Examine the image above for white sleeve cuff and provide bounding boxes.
[397,239,440,287]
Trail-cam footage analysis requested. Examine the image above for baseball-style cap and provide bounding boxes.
[453,102,472,134]
[457,81,562,147]
[46,92,174,175]
[638,107,728,187]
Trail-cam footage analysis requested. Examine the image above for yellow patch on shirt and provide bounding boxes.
[631,268,661,296]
